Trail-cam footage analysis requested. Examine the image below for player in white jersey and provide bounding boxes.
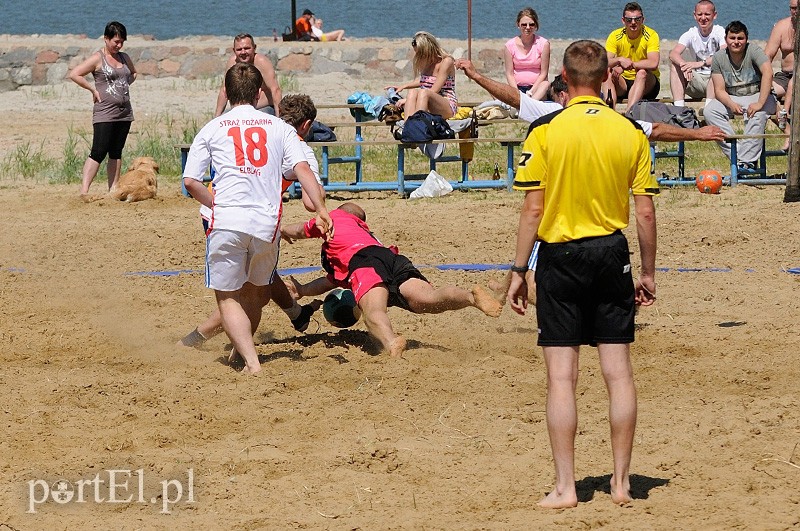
[180,95,327,351]
[184,63,332,375]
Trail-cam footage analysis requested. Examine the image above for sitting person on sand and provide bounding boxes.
[387,31,458,119]
[311,17,346,41]
[281,203,502,357]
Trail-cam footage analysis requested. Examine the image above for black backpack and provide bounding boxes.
[399,110,455,143]
[625,101,700,129]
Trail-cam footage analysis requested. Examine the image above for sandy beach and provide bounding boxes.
[1,38,799,528]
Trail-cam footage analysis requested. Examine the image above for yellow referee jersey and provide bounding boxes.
[605,26,661,81]
[513,95,658,243]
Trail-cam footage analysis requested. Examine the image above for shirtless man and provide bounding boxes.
[215,33,282,117]
[765,0,797,101]
[765,0,797,149]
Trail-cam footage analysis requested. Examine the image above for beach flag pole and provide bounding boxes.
[467,0,473,61]
[785,11,800,202]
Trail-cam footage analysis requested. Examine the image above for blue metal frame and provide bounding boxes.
[657,138,788,187]
[181,138,524,197]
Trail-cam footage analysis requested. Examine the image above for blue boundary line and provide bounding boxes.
[121,264,800,277]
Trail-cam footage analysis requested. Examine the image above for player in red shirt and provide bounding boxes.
[282,203,502,357]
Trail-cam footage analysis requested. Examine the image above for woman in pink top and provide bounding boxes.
[504,7,550,100]
[387,31,458,118]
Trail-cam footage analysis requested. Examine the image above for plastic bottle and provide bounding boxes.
[742,107,749,123]
[778,109,788,131]
[273,28,278,42]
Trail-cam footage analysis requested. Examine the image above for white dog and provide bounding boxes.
[109,156,159,202]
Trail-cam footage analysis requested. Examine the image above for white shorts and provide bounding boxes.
[205,229,279,291]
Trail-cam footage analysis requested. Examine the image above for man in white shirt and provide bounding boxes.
[184,63,332,375]
[455,58,725,142]
[669,0,726,106]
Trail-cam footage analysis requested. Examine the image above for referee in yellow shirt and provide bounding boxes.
[507,40,658,509]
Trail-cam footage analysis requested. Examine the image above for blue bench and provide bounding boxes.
[177,136,524,197]
[305,137,524,196]
[655,134,788,187]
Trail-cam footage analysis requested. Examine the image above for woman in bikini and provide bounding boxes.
[388,31,458,119]
[69,21,137,197]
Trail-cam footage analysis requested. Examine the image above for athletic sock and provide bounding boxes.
[179,327,207,348]
[282,301,302,320]
[674,99,685,107]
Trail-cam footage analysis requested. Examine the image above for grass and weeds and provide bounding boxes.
[0,111,790,189]
[0,112,206,184]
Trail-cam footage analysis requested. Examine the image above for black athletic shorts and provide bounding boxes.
[348,246,427,311]
[535,231,635,346]
[624,76,661,102]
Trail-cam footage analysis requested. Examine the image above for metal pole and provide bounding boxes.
[784,10,800,201]
[291,0,297,40]
[467,0,472,61]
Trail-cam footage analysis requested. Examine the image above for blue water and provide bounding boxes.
[3,0,789,41]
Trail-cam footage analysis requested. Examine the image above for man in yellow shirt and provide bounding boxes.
[508,40,658,509]
[604,2,661,110]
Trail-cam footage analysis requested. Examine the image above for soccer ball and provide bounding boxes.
[696,169,723,194]
[322,288,361,328]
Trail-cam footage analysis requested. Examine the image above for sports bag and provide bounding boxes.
[399,110,455,143]
[625,101,700,129]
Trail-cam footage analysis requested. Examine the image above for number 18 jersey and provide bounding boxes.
[183,104,307,241]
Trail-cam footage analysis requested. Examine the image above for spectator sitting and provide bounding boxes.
[295,9,319,41]
[387,32,458,119]
[603,2,661,110]
[705,20,778,170]
[312,17,346,42]
[668,0,725,106]
[504,7,551,100]
[765,0,796,150]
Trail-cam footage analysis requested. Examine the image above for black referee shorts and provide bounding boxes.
[535,231,635,347]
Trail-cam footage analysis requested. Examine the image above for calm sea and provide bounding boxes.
[3,0,788,41]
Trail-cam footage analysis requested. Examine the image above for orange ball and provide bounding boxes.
[696,169,723,194]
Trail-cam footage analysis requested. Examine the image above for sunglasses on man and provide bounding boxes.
[623,16,643,23]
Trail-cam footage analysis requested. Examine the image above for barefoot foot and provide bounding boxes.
[488,271,512,303]
[473,285,503,317]
[388,336,407,358]
[285,275,302,300]
[537,488,578,509]
[241,363,262,375]
[609,475,632,504]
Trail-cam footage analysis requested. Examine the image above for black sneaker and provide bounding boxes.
[291,304,316,332]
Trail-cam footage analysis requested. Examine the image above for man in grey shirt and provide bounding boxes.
[705,21,777,168]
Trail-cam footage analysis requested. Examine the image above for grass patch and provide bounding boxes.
[1,110,789,189]
[0,141,55,181]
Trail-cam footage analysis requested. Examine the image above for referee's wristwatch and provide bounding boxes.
[510,264,529,273]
